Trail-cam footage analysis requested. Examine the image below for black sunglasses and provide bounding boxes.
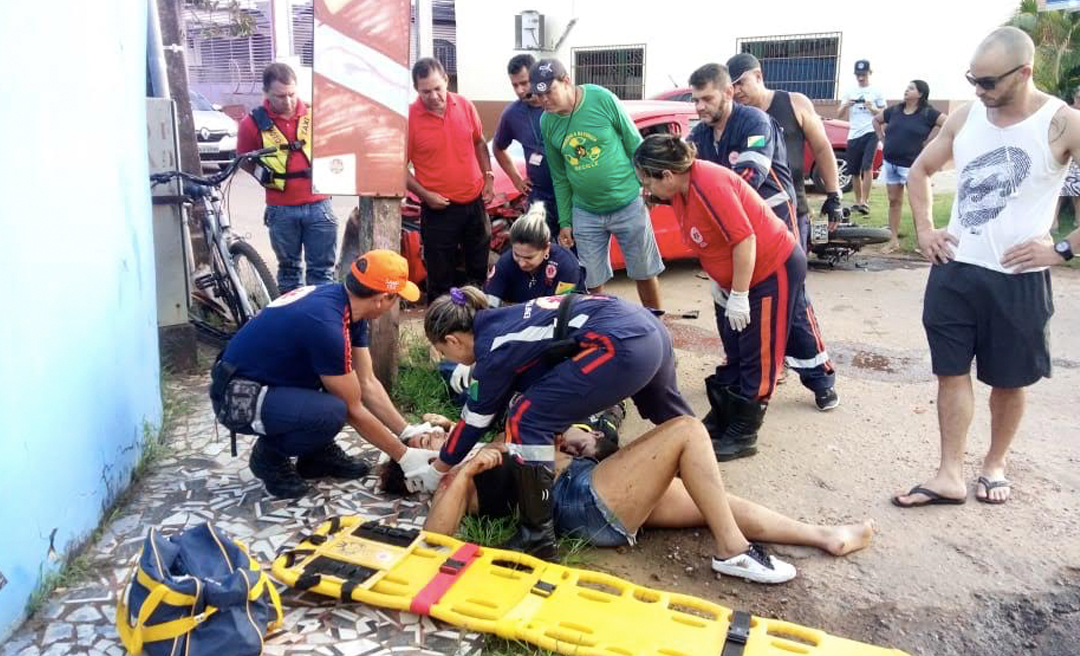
[965,64,1025,91]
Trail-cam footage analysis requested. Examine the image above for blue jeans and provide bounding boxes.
[553,459,636,547]
[265,199,339,293]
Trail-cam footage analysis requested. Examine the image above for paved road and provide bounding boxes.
[218,169,362,277]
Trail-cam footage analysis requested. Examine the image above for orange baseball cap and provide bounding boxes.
[349,250,420,302]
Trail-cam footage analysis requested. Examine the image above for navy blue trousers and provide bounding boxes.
[714,248,807,401]
[258,387,347,457]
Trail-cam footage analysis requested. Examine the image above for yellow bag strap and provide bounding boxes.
[244,553,284,630]
[117,574,215,654]
[136,568,197,607]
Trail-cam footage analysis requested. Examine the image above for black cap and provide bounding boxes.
[726,53,761,82]
[529,58,567,94]
[854,59,871,74]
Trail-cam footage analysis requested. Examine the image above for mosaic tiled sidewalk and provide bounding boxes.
[0,375,485,656]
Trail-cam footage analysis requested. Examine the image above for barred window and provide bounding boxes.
[736,33,842,100]
[292,2,313,67]
[572,45,645,100]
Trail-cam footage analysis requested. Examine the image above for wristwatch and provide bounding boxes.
[483,170,495,179]
[1054,239,1074,262]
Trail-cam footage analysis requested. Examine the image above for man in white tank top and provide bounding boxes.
[894,27,1080,508]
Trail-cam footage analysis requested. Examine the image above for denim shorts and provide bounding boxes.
[553,459,636,547]
[572,196,664,288]
[882,160,910,185]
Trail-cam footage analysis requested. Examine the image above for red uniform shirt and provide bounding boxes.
[237,99,328,207]
[671,161,795,289]
[407,93,485,204]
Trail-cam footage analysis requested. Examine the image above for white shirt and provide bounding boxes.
[947,97,1068,273]
[842,85,886,139]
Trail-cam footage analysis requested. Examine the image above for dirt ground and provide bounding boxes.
[588,256,1080,656]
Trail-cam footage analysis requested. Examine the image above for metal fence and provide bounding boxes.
[572,45,646,100]
[736,32,842,100]
[184,1,273,92]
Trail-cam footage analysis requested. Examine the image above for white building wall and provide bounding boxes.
[456,0,1019,103]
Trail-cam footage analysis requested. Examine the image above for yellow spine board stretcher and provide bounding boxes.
[271,516,909,656]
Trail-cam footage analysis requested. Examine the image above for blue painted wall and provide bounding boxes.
[0,1,161,641]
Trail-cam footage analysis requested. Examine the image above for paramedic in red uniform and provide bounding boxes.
[407,57,495,301]
[237,62,336,293]
[634,134,807,462]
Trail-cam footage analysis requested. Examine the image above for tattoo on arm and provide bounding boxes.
[1050,115,1067,145]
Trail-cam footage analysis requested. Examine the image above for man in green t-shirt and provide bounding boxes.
[531,58,663,310]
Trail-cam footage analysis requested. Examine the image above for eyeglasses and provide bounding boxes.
[965,64,1025,91]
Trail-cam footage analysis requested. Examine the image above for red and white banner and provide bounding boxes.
[311,0,410,196]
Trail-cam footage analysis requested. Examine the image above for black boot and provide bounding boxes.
[296,440,371,480]
[249,438,309,499]
[503,462,558,561]
[712,390,766,462]
[701,374,732,442]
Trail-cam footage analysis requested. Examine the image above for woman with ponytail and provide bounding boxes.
[634,133,807,462]
[407,285,693,560]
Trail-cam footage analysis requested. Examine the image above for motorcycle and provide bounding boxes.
[807,206,891,266]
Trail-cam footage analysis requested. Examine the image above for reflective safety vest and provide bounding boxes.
[250,106,312,191]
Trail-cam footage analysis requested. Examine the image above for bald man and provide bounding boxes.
[894,27,1080,508]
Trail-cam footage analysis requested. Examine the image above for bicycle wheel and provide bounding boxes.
[229,240,279,320]
[830,225,892,248]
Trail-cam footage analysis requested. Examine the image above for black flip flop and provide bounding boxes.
[975,476,1011,505]
[891,485,966,508]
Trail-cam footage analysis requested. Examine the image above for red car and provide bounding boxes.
[650,87,882,193]
[400,100,701,285]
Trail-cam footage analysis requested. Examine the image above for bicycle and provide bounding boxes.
[151,147,280,343]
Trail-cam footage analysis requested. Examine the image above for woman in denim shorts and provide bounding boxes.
[384,416,875,585]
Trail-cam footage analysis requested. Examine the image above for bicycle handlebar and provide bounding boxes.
[149,145,282,189]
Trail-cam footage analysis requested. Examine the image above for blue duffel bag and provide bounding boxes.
[116,522,283,656]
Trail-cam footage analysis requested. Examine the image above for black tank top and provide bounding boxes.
[767,91,809,216]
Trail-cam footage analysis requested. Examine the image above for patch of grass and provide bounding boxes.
[392,332,460,423]
[458,514,518,546]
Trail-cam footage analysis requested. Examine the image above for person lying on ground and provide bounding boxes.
[382,416,875,585]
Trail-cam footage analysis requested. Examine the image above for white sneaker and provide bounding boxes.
[712,543,796,584]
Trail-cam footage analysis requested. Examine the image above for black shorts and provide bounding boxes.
[846,133,879,174]
[922,261,1053,388]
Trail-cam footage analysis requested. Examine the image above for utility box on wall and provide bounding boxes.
[515,10,545,50]
[147,98,198,371]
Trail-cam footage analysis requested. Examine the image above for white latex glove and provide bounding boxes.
[397,447,439,475]
[404,463,445,493]
[709,278,729,309]
[725,290,751,332]
[449,363,473,395]
[399,422,444,442]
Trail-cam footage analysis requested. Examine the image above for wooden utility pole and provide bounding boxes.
[156,0,209,264]
[340,198,403,389]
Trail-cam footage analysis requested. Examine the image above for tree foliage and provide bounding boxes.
[1009,0,1080,98]
[187,0,255,38]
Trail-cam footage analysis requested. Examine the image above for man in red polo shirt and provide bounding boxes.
[407,57,495,301]
[238,62,337,293]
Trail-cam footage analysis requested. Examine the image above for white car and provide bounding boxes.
[190,90,238,168]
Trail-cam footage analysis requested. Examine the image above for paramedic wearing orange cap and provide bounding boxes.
[210,250,443,499]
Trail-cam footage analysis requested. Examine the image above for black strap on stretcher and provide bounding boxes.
[542,292,580,365]
[289,519,421,600]
[720,610,752,656]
